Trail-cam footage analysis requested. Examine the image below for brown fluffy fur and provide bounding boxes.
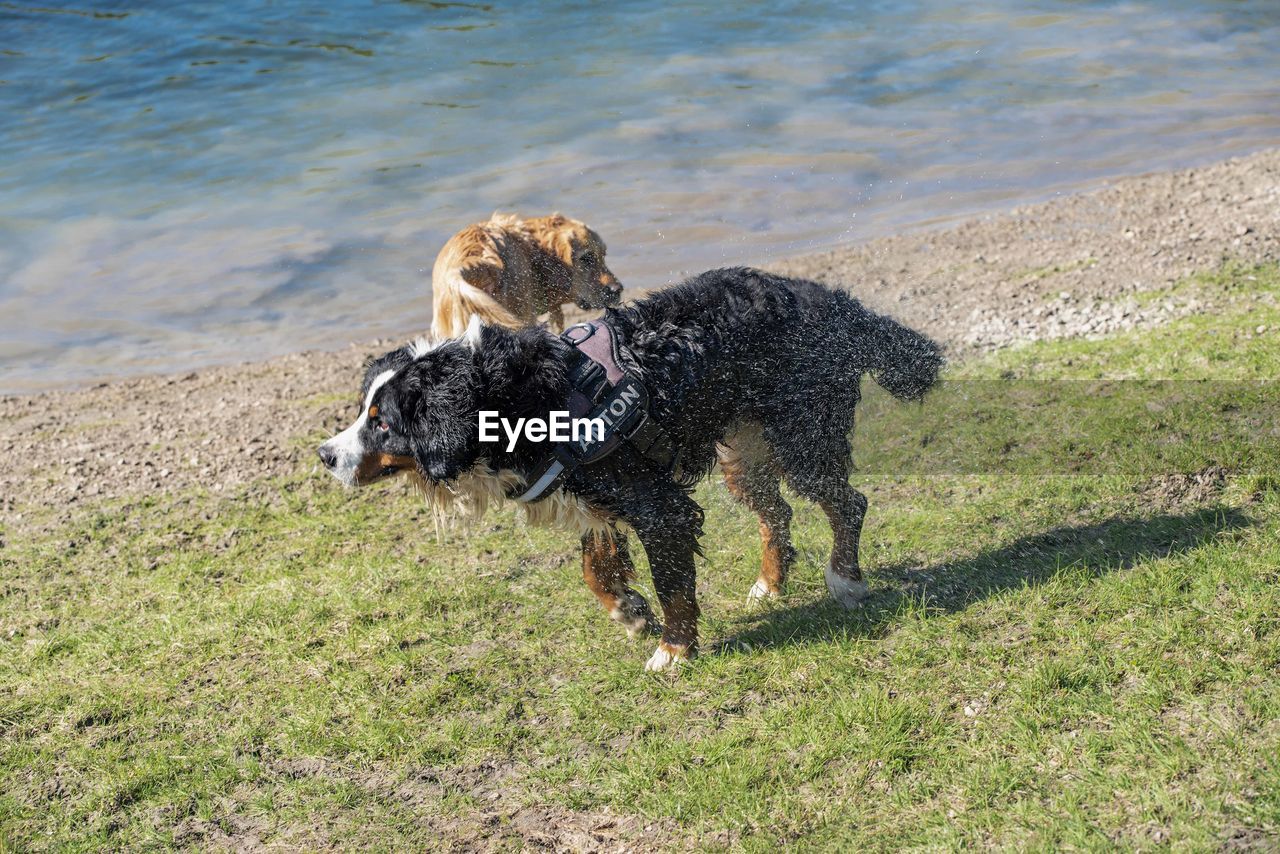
[430,212,621,338]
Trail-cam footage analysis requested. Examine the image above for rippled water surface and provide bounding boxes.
[2,0,1279,391]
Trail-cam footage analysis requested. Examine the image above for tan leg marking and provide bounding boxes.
[645,590,699,672]
[648,588,698,671]
[581,530,655,638]
[644,639,697,672]
[719,439,793,601]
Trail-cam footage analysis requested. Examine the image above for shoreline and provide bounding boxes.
[8,146,1280,400]
[2,148,1278,523]
[6,144,1277,401]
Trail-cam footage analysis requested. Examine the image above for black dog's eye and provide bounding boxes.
[577,251,596,264]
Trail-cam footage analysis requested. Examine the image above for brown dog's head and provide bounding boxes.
[523,213,623,309]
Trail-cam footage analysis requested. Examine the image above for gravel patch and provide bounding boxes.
[776,148,1279,348]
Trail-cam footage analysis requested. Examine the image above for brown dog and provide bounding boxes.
[431,212,623,338]
[428,213,644,640]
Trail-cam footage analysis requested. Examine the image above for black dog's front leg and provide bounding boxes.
[627,487,704,672]
[580,529,656,639]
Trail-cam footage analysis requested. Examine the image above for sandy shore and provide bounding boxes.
[3,148,1278,528]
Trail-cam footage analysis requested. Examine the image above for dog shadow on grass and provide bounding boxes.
[717,504,1254,655]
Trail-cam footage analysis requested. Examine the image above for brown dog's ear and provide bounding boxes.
[524,214,580,266]
[460,260,502,296]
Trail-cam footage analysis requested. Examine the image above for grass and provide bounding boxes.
[3,265,1280,850]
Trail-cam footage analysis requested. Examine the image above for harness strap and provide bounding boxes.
[627,416,677,470]
[512,320,677,503]
[511,447,572,503]
[563,320,625,384]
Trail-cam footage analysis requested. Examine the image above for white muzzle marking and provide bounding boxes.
[320,369,395,486]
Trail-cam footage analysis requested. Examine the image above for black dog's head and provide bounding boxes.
[317,318,569,487]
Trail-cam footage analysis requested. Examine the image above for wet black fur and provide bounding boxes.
[355,268,943,653]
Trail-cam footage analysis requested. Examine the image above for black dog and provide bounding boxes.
[318,268,942,670]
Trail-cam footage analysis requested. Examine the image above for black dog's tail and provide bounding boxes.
[865,310,944,401]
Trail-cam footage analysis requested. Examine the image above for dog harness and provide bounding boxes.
[511,320,677,503]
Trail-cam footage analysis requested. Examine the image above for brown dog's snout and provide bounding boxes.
[601,276,623,304]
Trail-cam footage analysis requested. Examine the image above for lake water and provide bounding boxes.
[2,0,1278,393]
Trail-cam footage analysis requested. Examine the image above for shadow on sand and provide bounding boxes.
[719,505,1253,654]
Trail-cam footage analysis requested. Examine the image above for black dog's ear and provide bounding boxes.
[471,324,572,419]
[471,323,524,392]
[391,349,481,482]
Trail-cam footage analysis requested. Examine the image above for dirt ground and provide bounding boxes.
[2,148,1278,527]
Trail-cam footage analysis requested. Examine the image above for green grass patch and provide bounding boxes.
[3,265,1280,849]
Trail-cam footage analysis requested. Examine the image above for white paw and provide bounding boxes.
[644,645,689,672]
[746,579,779,604]
[610,591,654,638]
[825,565,869,609]
[610,607,652,639]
